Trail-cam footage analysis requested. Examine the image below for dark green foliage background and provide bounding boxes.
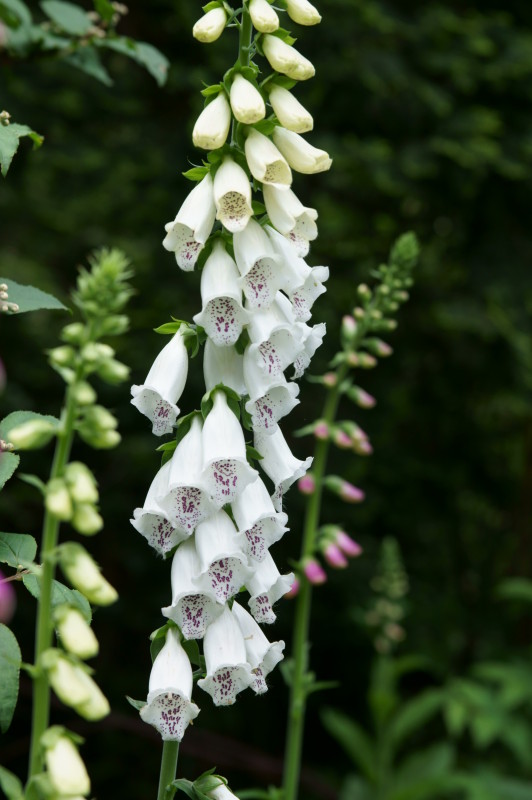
[1,1,532,797]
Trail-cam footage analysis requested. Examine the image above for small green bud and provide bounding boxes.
[48,346,76,368]
[80,342,114,364]
[353,307,365,320]
[9,419,56,450]
[377,284,390,296]
[357,284,372,301]
[61,323,86,345]
[358,352,377,369]
[71,381,97,406]
[364,338,393,357]
[395,290,409,302]
[60,543,118,606]
[369,309,382,320]
[81,405,118,431]
[71,503,104,536]
[55,607,99,659]
[65,462,99,504]
[97,314,129,336]
[96,358,130,384]
[46,479,73,521]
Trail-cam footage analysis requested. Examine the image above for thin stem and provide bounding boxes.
[157,741,180,800]
[239,0,252,68]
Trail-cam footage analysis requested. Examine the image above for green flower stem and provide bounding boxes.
[239,0,252,68]
[157,741,180,800]
[28,367,83,778]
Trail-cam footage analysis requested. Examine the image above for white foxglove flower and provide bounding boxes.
[162,538,223,639]
[193,7,227,42]
[130,330,188,437]
[130,460,184,556]
[158,416,216,535]
[292,321,326,379]
[140,628,200,740]
[267,227,328,321]
[232,601,285,694]
[254,427,313,511]
[194,510,251,602]
[163,174,216,270]
[268,84,313,133]
[231,476,288,561]
[233,218,283,310]
[262,35,315,81]
[193,92,231,151]
[213,157,253,233]
[290,267,329,322]
[204,339,247,395]
[44,732,91,796]
[249,0,279,32]
[286,0,322,26]
[243,350,300,435]
[197,606,253,705]
[202,392,258,505]
[246,293,304,379]
[193,240,250,346]
[262,184,318,256]
[245,552,294,623]
[244,128,292,187]
[230,74,266,124]
[273,127,332,174]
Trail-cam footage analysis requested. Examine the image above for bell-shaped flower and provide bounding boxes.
[140,628,200,740]
[286,0,322,25]
[232,601,285,694]
[162,538,223,639]
[204,339,246,396]
[291,321,326,379]
[243,348,300,435]
[244,128,292,187]
[245,293,304,379]
[273,127,332,174]
[193,241,250,346]
[158,416,216,535]
[163,174,216,270]
[230,74,266,124]
[193,7,227,42]
[254,427,313,511]
[262,185,318,257]
[268,84,313,133]
[249,0,279,32]
[192,92,231,151]
[213,157,253,233]
[231,476,288,562]
[43,729,91,797]
[233,218,283,310]
[245,552,294,623]
[197,605,253,705]
[266,226,328,320]
[290,267,329,322]
[202,391,258,506]
[194,510,252,602]
[130,460,185,555]
[262,35,315,81]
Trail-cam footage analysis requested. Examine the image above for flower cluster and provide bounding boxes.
[131,0,329,741]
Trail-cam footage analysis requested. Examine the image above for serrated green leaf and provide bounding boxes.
[22,574,92,623]
[0,624,21,733]
[0,765,24,800]
[0,410,59,442]
[98,37,169,86]
[0,278,65,313]
[0,124,43,177]
[0,452,20,490]
[0,532,37,568]
[64,47,113,86]
[41,0,92,35]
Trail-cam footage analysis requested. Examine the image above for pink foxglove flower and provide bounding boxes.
[244,127,292,187]
[273,127,332,175]
[323,543,348,569]
[203,339,247,395]
[268,84,314,133]
[163,174,216,270]
[192,92,231,151]
[303,557,327,584]
[232,601,285,694]
[230,73,266,124]
[0,570,16,624]
[130,460,184,555]
[234,218,283,310]
[140,628,200,740]
[246,552,294,623]
[197,605,253,705]
[231,476,288,561]
[213,157,253,233]
[194,510,252,602]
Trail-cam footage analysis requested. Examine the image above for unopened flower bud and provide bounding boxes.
[60,543,118,606]
[385,622,405,642]
[262,35,315,81]
[353,438,373,456]
[46,479,73,521]
[96,358,130,384]
[48,346,76,368]
[298,474,316,495]
[43,649,110,719]
[43,728,91,796]
[0,569,16,624]
[61,323,86,345]
[55,607,99,659]
[9,419,56,450]
[332,428,352,449]
[250,0,279,32]
[81,405,118,431]
[322,372,337,387]
[286,0,321,25]
[313,420,329,440]
[341,315,357,340]
[285,578,300,598]
[353,307,365,320]
[230,73,266,124]
[71,381,97,406]
[336,530,362,557]
[346,352,359,367]
[193,92,231,151]
[358,352,377,369]
[64,462,98,504]
[193,6,227,43]
[303,557,327,584]
[81,342,114,364]
[324,475,365,503]
[268,84,313,133]
[347,386,376,408]
[98,314,130,336]
[357,284,372,301]
[71,503,104,536]
[323,543,348,569]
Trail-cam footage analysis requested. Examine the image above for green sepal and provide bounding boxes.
[261,72,297,92]
[202,0,222,12]
[0,624,21,733]
[246,444,264,465]
[0,765,24,800]
[183,639,202,669]
[154,321,182,335]
[0,531,37,568]
[252,199,266,216]
[201,385,241,421]
[182,165,210,182]
[126,695,146,711]
[250,118,277,137]
[240,399,253,432]
[167,779,196,800]
[201,82,223,99]
[149,619,177,661]
[267,27,296,45]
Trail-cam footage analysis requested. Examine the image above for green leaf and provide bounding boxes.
[0,124,43,177]
[167,779,196,800]
[497,577,532,604]
[154,321,181,335]
[0,765,24,800]
[0,411,60,442]
[246,444,264,462]
[0,624,21,733]
[63,47,113,86]
[251,119,277,137]
[93,0,113,23]
[0,0,32,26]
[22,574,92,623]
[388,688,444,749]
[0,278,66,313]
[393,742,454,788]
[98,37,169,86]
[0,532,37,568]
[252,200,266,216]
[202,1,221,12]
[40,0,92,35]
[183,166,210,182]
[0,452,19,490]
[321,707,377,781]
[17,473,47,494]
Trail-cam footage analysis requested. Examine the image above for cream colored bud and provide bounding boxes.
[82,405,118,431]
[71,504,104,536]
[71,381,97,406]
[45,734,91,796]
[268,84,313,133]
[262,35,315,81]
[61,322,86,344]
[43,650,91,707]
[272,126,332,174]
[193,7,227,43]
[286,0,321,25]
[60,544,118,606]
[46,479,73,521]
[8,419,56,450]
[193,92,231,151]
[97,358,130,384]
[249,0,279,32]
[49,346,75,367]
[75,675,110,720]
[56,607,99,659]
[81,342,114,363]
[65,462,99,504]
[229,74,266,124]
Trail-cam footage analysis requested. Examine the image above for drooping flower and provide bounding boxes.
[43,729,91,797]
[245,293,304,379]
[266,226,328,320]
[213,157,254,233]
[231,476,288,561]
[140,628,200,740]
[262,35,315,81]
[197,605,253,705]
[163,174,216,270]
[59,543,118,606]
[203,338,247,395]
[233,218,283,309]
[286,0,322,26]
[303,557,327,584]
[268,84,313,133]
[291,321,326,379]
[244,127,292,187]
[230,73,266,124]
[254,427,313,511]
[249,0,279,32]
[193,7,227,42]
[130,460,183,556]
[272,126,332,174]
[243,347,300,434]
[55,606,99,660]
[193,92,232,151]
[194,510,252,602]
[130,330,188,436]
[43,649,110,720]
[245,552,294,623]
[262,184,318,257]
[232,601,285,694]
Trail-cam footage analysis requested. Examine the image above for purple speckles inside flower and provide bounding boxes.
[211,459,239,504]
[245,524,267,560]
[249,593,275,624]
[205,297,242,345]
[208,557,242,602]
[244,259,275,309]
[180,595,207,639]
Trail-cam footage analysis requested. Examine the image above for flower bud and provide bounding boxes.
[71,381,97,406]
[347,386,376,409]
[43,728,91,796]
[273,127,332,174]
[60,543,118,606]
[230,73,266,124]
[365,338,393,357]
[313,420,329,440]
[48,346,76,368]
[303,557,327,584]
[97,314,130,336]
[61,322,86,344]
[298,473,316,495]
[324,475,365,503]
[341,315,357,342]
[358,353,377,369]
[71,503,104,536]
[193,7,227,42]
[352,438,373,456]
[0,569,16,624]
[323,542,348,569]
[43,649,110,719]
[64,462,99,504]
[55,607,99,659]
[80,405,118,431]
[250,0,279,32]
[46,479,73,521]
[336,530,362,557]
[262,35,315,81]
[8,419,56,450]
[322,372,337,387]
[268,84,313,133]
[286,0,321,25]
[80,342,114,364]
[96,358,130,384]
[332,428,352,449]
[357,283,372,301]
[193,92,231,151]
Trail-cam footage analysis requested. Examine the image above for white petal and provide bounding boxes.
[193,93,231,151]
[268,84,313,133]
[254,427,313,501]
[163,175,216,270]
[140,691,200,741]
[232,601,285,694]
[244,351,300,435]
[213,157,253,233]
[266,225,312,293]
[291,321,326,378]
[131,461,186,555]
[245,552,294,624]
[286,0,322,26]
[203,339,246,395]
[194,510,251,602]
[290,266,329,321]
[244,128,292,187]
[249,0,279,32]
[232,477,288,562]
[234,218,284,310]
[263,185,318,242]
[197,606,253,705]
[148,629,193,698]
[193,241,249,346]
[273,127,332,175]
[193,7,226,42]
[262,35,315,81]
[230,74,266,124]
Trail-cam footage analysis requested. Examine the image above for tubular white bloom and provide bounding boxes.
[268,84,313,133]
[163,174,216,270]
[290,267,329,322]
[130,330,188,437]
[262,35,315,81]
[204,339,247,395]
[233,218,283,310]
[45,735,91,796]
[231,476,288,561]
[193,92,231,151]
[272,127,332,174]
[245,128,292,188]
[162,538,223,639]
[193,7,227,42]
[262,184,317,248]
[249,0,279,32]
[130,460,184,556]
[140,628,200,740]
[267,228,329,320]
[291,321,326,379]
[55,607,99,660]
[202,392,258,505]
[232,601,285,694]
[213,157,253,233]
[254,427,313,510]
[243,350,300,435]
[286,0,322,26]
[197,605,253,705]
[194,510,251,602]
[230,74,266,124]
[193,240,250,346]
[158,416,216,535]
[245,552,294,623]
[246,293,305,379]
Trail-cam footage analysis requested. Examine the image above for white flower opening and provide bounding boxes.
[230,73,266,124]
[234,218,283,310]
[273,126,332,175]
[268,84,314,133]
[244,127,292,187]
[131,460,184,556]
[246,293,305,379]
[291,321,326,379]
[194,510,252,602]
[197,605,253,705]
[213,157,254,233]
[244,351,300,435]
[232,601,285,694]
[193,92,232,151]
[245,552,294,624]
[231,477,288,562]
[163,174,216,270]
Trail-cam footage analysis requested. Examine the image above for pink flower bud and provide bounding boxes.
[298,474,316,495]
[358,353,377,369]
[303,558,327,585]
[314,421,329,440]
[353,438,373,456]
[323,543,348,569]
[353,387,376,409]
[340,481,365,503]
[341,315,357,340]
[376,340,393,357]
[285,578,300,598]
[0,571,16,624]
[347,352,359,367]
[336,531,362,557]
[333,429,352,449]
[323,372,337,387]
